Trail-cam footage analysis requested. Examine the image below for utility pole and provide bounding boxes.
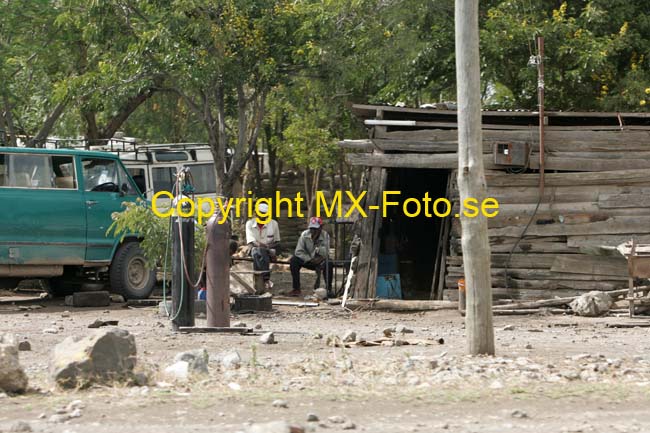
[455,0,495,355]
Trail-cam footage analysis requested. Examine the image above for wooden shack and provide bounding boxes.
[341,104,650,301]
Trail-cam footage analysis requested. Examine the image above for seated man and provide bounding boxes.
[245,203,281,291]
[289,217,333,297]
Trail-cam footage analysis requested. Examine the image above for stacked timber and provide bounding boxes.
[341,104,650,301]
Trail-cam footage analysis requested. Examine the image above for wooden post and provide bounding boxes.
[455,0,494,355]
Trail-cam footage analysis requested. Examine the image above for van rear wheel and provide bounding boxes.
[109,242,155,299]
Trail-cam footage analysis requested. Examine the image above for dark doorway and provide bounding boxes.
[378,168,449,300]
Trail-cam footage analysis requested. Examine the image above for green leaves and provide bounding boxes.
[107,199,206,272]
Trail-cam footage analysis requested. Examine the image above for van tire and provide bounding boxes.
[109,242,155,299]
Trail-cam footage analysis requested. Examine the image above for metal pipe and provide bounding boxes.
[171,212,195,331]
[206,207,231,327]
[537,36,545,195]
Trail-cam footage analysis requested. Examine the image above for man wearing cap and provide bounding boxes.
[245,202,281,291]
[289,217,333,297]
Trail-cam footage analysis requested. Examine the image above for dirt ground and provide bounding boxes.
[3,284,650,433]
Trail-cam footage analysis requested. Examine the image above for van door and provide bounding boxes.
[81,156,140,263]
[0,152,85,266]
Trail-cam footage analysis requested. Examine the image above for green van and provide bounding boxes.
[0,147,156,298]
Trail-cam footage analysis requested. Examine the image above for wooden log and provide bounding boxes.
[567,234,650,249]
[599,193,650,208]
[374,128,650,151]
[346,151,650,171]
[339,139,486,153]
[485,169,650,187]
[444,287,586,301]
[485,185,650,205]
[550,255,628,277]
[344,299,458,311]
[445,276,625,291]
[529,156,650,172]
[487,216,650,237]
[549,151,650,160]
[490,308,569,315]
[346,152,498,169]
[447,266,629,281]
[488,210,650,227]
[492,286,650,310]
[447,253,561,269]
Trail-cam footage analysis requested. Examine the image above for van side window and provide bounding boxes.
[117,163,138,196]
[6,154,54,188]
[152,167,176,193]
[190,163,216,194]
[127,167,146,197]
[52,156,76,189]
[82,158,120,192]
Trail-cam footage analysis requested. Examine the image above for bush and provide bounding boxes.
[107,199,206,273]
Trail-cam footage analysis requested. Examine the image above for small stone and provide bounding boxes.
[342,331,357,343]
[232,321,247,328]
[164,361,190,381]
[228,382,241,391]
[37,413,46,419]
[48,414,69,423]
[255,324,262,330]
[314,288,328,300]
[174,349,209,375]
[42,328,58,334]
[502,325,515,331]
[9,421,32,432]
[110,294,126,303]
[312,333,323,340]
[17,341,31,352]
[342,421,356,430]
[490,380,504,389]
[0,334,28,393]
[61,312,70,318]
[260,332,275,345]
[525,343,533,350]
[511,410,528,419]
[221,351,242,370]
[272,399,288,408]
[382,327,395,337]
[307,413,319,422]
[69,408,83,418]
[328,415,345,424]
[246,421,304,433]
[395,324,413,334]
[66,400,85,412]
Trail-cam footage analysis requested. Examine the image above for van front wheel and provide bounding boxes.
[109,242,155,299]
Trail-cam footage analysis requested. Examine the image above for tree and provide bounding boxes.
[52,1,163,145]
[481,0,650,111]
[0,1,69,146]
[117,0,307,197]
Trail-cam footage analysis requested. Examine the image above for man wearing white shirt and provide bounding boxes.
[245,203,281,291]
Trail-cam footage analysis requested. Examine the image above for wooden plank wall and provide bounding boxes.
[342,121,650,301]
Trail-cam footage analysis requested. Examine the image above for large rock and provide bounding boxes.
[0,334,28,393]
[51,328,136,388]
[570,291,613,317]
